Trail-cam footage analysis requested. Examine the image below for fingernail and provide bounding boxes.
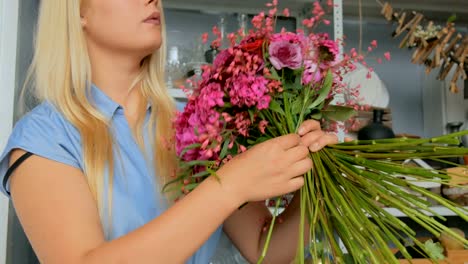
[298,127,304,135]
[309,142,320,152]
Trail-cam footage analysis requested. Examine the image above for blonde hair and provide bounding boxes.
[25,0,177,223]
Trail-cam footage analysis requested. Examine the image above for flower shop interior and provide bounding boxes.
[0,0,467,263]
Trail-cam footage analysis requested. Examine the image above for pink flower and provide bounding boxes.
[318,38,339,64]
[252,12,265,29]
[259,120,269,134]
[384,52,391,61]
[202,33,209,44]
[302,18,315,28]
[213,49,233,68]
[371,40,378,48]
[303,60,322,85]
[269,8,278,16]
[227,74,271,109]
[269,40,303,70]
[282,8,290,17]
[323,19,330,25]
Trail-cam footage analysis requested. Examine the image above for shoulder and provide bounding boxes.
[0,102,82,195]
[14,102,71,132]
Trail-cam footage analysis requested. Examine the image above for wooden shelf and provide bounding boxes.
[398,250,468,263]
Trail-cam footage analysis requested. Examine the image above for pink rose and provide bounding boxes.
[268,40,303,70]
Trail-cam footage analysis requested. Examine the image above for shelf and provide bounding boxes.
[383,206,468,217]
[267,206,468,217]
[168,88,188,99]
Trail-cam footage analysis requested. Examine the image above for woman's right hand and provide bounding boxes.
[216,134,312,205]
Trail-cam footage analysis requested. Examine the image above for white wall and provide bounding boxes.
[0,1,19,263]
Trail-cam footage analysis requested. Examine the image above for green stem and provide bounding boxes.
[257,197,282,264]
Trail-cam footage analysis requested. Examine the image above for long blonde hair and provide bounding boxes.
[26,0,177,220]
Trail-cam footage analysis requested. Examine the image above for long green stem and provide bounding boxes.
[257,197,282,264]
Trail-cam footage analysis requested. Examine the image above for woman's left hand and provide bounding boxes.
[297,120,339,152]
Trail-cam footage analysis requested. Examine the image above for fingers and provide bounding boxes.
[288,158,313,177]
[272,134,301,150]
[300,130,339,152]
[297,120,321,136]
[309,133,339,152]
[285,176,305,193]
[285,145,309,163]
[299,130,323,148]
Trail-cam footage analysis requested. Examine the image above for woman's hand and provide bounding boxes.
[217,134,312,205]
[297,119,339,152]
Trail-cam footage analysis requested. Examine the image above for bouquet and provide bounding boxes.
[165,1,468,263]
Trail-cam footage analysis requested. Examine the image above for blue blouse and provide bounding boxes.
[0,85,222,263]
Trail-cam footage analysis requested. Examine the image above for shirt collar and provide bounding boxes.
[89,84,152,119]
[89,84,121,119]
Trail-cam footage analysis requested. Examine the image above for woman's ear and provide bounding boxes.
[80,4,88,28]
[80,16,87,28]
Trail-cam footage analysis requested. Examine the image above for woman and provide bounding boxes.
[0,0,338,263]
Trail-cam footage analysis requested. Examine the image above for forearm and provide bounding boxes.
[224,194,309,264]
[83,177,241,264]
[259,193,310,263]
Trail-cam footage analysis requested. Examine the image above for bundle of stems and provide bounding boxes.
[258,130,468,263]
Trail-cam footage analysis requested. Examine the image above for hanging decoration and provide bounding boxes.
[380,2,468,93]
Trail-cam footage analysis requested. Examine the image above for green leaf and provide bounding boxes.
[179,159,214,169]
[310,111,323,120]
[424,240,445,260]
[309,71,333,109]
[447,14,457,23]
[247,136,269,145]
[291,97,304,115]
[192,170,211,178]
[184,183,199,191]
[219,140,230,159]
[294,71,303,90]
[322,105,357,122]
[248,108,255,123]
[180,143,202,157]
[222,102,232,108]
[269,99,286,116]
[267,67,281,81]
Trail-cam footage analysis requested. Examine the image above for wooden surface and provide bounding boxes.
[398,250,468,264]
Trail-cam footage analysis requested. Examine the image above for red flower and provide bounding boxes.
[240,38,265,54]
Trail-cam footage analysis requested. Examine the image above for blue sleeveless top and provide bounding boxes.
[0,85,222,263]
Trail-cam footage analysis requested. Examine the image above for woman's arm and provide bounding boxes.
[223,120,339,263]
[9,133,311,264]
[10,149,238,264]
[223,193,305,263]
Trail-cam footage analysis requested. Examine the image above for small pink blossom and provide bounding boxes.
[371,40,378,48]
[282,8,290,17]
[202,33,209,44]
[302,18,315,28]
[269,8,278,16]
[323,19,330,25]
[259,120,269,134]
[239,145,247,153]
[252,12,265,29]
[384,52,391,61]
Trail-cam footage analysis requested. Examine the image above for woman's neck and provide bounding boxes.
[88,45,145,117]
